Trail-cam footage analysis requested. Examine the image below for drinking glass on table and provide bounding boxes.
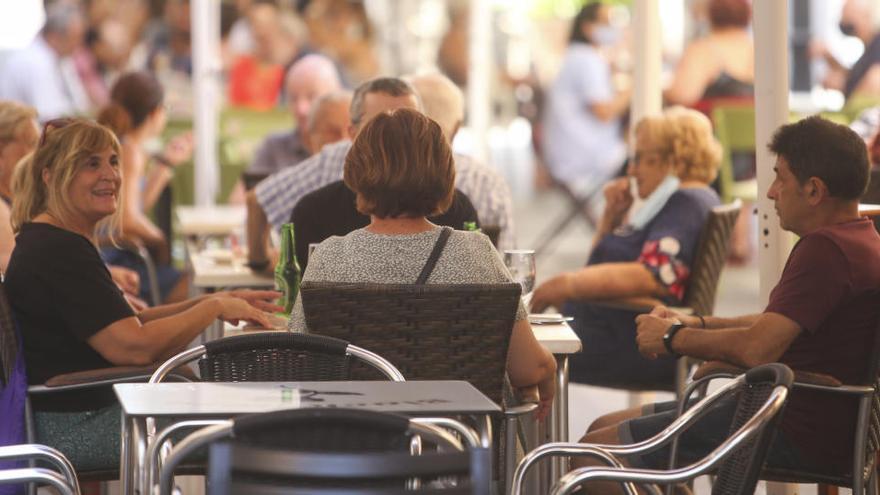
[503,249,536,304]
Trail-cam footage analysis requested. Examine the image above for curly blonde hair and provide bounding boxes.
[634,107,721,184]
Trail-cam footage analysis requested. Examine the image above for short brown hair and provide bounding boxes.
[708,0,751,29]
[344,108,455,218]
[768,116,869,200]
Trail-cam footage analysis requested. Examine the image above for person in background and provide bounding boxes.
[0,2,91,120]
[97,71,193,303]
[6,118,278,473]
[406,72,518,250]
[303,90,352,154]
[664,0,753,107]
[531,108,721,390]
[287,108,556,416]
[246,77,421,270]
[74,18,134,108]
[228,0,310,109]
[817,0,880,100]
[541,2,630,195]
[290,89,477,270]
[247,54,342,176]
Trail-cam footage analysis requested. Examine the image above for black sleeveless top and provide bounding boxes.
[702,71,754,100]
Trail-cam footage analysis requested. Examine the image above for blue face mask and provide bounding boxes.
[620,174,680,233]
[591,25,620,46]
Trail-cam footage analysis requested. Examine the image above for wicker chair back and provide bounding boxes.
[300,282,521,405]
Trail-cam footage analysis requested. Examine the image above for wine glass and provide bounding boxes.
[503,249,536,304]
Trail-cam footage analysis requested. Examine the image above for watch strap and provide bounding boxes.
[663,323,685,358]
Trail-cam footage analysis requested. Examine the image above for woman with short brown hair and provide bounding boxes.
[289,108,557,413]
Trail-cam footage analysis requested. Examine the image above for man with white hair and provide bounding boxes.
[303,90,352,154]
[246,54,342,177]
[0,2,90,120]
[407,72,517,250]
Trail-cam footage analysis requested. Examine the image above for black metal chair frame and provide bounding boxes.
[157,409,485,495]
[678,316,880,495]
[143,333,406,493]
[511,363,793,495]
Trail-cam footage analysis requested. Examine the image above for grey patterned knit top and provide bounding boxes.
[287,226,527,332]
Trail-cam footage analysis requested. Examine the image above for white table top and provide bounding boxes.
[530,321,582,355]
[114,381,500,417]
[176,205,246,236]
[223,319,582,355]
[186,239,274,289]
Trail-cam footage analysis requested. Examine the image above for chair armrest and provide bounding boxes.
[511,443,638,495]
[693,360,846,387]
[693,361,746,380]
[29,364,196,393]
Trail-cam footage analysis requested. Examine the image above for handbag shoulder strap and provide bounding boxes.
[416,227,453,284]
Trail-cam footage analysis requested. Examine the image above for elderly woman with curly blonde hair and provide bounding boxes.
[531,107,722,390]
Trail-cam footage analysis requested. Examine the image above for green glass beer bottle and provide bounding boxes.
[274,223,302,315]
[463,221,480,232]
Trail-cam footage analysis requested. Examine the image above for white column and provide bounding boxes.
[191,0,221,206]
[467,0,492,164]
[631,0,663,130]
[754,0,794,302]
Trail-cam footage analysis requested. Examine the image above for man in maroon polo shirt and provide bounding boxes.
[571,116,880,492]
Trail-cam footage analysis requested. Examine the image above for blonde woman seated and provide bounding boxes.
[6,119,278,471]
[288,108,557,413]
[531,107,721,390]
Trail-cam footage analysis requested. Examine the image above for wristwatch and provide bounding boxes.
[662,323,685,358]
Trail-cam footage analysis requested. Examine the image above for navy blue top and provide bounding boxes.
[588,187,720,304]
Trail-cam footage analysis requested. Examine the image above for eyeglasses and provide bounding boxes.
[38,118,74,147]
[632,149,666,165]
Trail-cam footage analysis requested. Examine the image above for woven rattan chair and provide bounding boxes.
[683,315,880,495]
[149,332,405,384]
[511,363,794,495]
[0,444,79,495]
[156,408,488,495]
[300,282,534,490]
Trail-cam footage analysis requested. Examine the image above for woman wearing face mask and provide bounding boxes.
[541,2,631,192]
[531,108,721,390]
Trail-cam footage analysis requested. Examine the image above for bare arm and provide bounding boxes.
[506,318,557,402]
[88,296,273,365]
[664,43,716,105]
[120,145,165,248]
[137,289,283,322]
[531,262,663,313]
[0,203,14,272]
[589,87,631,122]
[140,162,174,211]
[141,134,193,210]
[635,311,801,369]
[246,190,273,267]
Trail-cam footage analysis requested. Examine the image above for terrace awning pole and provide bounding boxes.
[191,0,221,206]
[754,0,793,302]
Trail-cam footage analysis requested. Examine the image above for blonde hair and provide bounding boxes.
[0,100,37,143]
[635,107,721,184]
[11,119,123,238]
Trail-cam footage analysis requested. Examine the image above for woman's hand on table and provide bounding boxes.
[215,296,275,328]
[530,273,574,313]
[224,289,284,313]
